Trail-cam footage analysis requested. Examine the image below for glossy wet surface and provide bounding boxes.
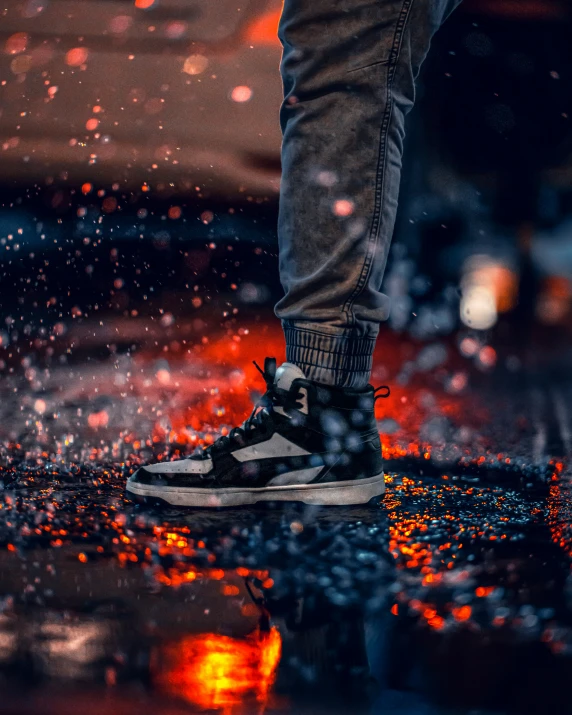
[0,323,570,714]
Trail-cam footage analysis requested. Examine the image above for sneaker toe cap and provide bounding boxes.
[128,457,213,487]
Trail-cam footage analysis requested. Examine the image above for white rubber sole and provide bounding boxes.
[126,473,386,507]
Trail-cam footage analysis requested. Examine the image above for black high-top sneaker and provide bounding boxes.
[126,358,388,507]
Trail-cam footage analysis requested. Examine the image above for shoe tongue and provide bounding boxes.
[274,362,306,392]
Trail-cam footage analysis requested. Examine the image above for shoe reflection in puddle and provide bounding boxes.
[150,503,391,713]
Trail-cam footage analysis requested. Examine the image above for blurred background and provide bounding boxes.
[1,0,572,366]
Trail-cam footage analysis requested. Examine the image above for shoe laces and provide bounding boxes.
[204,357,304,456]
[373,385,390,403]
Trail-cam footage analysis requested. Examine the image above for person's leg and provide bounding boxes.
[276,0,462,388]
[126,0,464,507]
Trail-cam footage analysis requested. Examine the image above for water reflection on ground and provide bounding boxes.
[0,466,570,714]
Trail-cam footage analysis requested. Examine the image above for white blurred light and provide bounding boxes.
[459,254,517,330]
[460,285,497,330]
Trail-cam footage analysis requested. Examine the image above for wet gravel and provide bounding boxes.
[0,328,569,714]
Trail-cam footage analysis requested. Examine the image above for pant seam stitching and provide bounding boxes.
[341,0,415,328]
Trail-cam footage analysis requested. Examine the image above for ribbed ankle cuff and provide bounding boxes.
[282,322,377,389]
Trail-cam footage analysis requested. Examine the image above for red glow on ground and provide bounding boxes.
[145,321,485,463]
[156,627,282,711]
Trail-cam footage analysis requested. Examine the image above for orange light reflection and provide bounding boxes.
[156,627,282,712]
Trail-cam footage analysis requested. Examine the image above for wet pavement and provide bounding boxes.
[0,321,570,714]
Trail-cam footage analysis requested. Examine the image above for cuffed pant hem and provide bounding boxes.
[282,321,378,389]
